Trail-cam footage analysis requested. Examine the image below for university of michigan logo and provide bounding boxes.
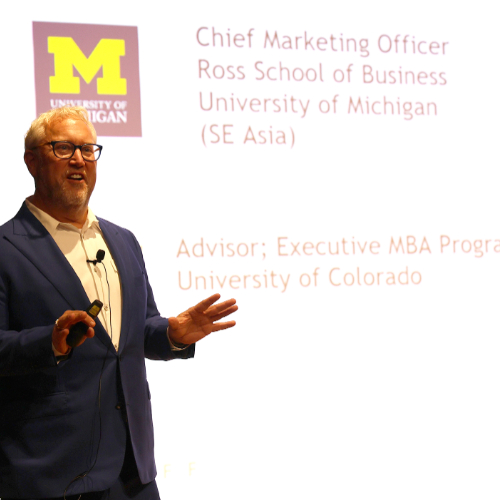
[33,22,142,137]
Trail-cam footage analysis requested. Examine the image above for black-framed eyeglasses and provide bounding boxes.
[40,141,103,161]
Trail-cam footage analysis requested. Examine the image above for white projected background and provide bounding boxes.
[1,1,500,499]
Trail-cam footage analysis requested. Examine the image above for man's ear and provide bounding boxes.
[24,150,39,178]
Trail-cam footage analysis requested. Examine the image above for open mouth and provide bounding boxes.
[67,173,85,182]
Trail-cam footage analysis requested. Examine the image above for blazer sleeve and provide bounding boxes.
[0,273,57,377]
[122,228,195,361]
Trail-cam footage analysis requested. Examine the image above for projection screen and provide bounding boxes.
[1,1,499,498]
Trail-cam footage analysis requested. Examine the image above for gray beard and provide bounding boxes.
[35,162,90,213]
[59,180,89,208]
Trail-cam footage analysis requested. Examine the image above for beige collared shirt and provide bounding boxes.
[26,199,123,351]
[25,199,184,355]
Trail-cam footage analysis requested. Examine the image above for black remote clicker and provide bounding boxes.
[66,300,103,348]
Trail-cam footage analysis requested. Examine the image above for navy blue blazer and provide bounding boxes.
[0,203,194,498]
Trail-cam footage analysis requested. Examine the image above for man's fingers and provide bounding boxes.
[208,305,238,322]
[206,299,237,316]
[192,294,238,315]
[169,295,238,345]
[210,320,236,332]
[57,310,96,330]
[74,327,95,347]
[53,310,97,354]
[193,293,227,313]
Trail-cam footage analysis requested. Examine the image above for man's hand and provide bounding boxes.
[53,310,96,354]
[168,294,237,346]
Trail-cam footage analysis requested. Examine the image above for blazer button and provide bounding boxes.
[116,405,121,410]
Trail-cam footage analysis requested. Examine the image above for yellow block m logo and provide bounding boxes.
[48,37,127,95]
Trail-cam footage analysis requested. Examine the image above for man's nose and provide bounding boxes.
[70,148,86,165]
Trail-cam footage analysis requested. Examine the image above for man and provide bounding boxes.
[0,107,237,499]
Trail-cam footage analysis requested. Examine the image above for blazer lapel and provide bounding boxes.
[98,219,134,352]
[7,204,89,310]
[5,203,112,350]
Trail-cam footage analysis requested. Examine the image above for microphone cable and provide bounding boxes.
[64,250,114,499]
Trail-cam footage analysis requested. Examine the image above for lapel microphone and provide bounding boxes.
[87,249,105,265]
